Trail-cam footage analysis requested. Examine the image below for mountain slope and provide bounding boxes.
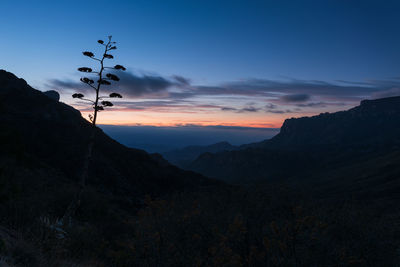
[188,97,400,194]
[0,70,219,206]
[0,70,229,266]
[263,97,400,148]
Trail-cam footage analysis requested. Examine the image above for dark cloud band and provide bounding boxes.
[48,71,400,114]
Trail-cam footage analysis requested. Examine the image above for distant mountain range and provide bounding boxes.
[184,96,400,198]
[161,141,239,167]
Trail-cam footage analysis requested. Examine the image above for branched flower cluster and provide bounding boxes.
[72,35,125,125]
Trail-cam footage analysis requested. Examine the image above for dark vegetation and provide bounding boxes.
[0,70,399,266]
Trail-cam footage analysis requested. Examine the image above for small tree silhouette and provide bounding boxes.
[62,36,125,225]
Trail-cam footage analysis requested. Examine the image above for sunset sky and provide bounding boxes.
[2,0,400,145]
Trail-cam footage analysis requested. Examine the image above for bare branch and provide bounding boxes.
[80,98,95,103]
[86,83,97,90]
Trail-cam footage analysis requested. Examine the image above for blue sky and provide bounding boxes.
[2,0,400,147]
[2,0,400,85]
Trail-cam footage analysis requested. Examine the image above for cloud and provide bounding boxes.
[296,102,326,108]
[48,71,178,98]
[280,94,310,102]
[265,109,293,114]
[240,106,260,112]
[265,103,277,109]
[49,69,400,118]
[220,106,261,113]
[220,104,294,114]
[172,75,191,86]
[371,87,400,99]
[221,107,237,111]
[263,103,294,114]
[194,79,377,99]
[51,71,400,104]
[295,102,347,108]
[167,77,398,105]
[99,99,225,114]
[116,72,173,96]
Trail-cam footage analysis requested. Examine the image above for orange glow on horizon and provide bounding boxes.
[80,109,287,128]
[76,102,348,129]
[70,94,354,130]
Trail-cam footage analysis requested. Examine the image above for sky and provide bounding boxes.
[2,0,400,147]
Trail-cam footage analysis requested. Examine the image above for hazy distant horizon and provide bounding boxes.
[100,124,279,153]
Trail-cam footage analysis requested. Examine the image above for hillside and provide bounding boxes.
[188,97,400,195]
[0,70,229,265]
[262,96,400,148]
[0,70,219,198]
[0,70,399,266]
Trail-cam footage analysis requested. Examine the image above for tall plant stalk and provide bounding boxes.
[62,36,125,225]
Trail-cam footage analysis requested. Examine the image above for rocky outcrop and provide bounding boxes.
[43,90,60,101]
[263,96,400,148]
[188,96,400,184]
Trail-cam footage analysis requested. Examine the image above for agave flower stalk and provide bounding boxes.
[63,36,125,226]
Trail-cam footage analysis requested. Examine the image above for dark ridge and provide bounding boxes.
[254,96,400,149]
[188,96,400,190]
[0,70,222,207]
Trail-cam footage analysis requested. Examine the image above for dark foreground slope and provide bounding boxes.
[189,97,400,196]
[0,70,218,198]
[0,70,223,265]
[0,71,399,266]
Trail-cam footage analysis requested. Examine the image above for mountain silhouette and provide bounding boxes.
[188,97,400,197]
[0,70,219,208]
[259,97,400,148]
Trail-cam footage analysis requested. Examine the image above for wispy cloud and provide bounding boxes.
[162,77,400,108]
[280,93,310,102]
[185,79,386,100]
[48,71,188,98]
[371,87,400,99]
[48,70,400,118]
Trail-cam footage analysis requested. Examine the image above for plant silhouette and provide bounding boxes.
[62,36,125,225]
